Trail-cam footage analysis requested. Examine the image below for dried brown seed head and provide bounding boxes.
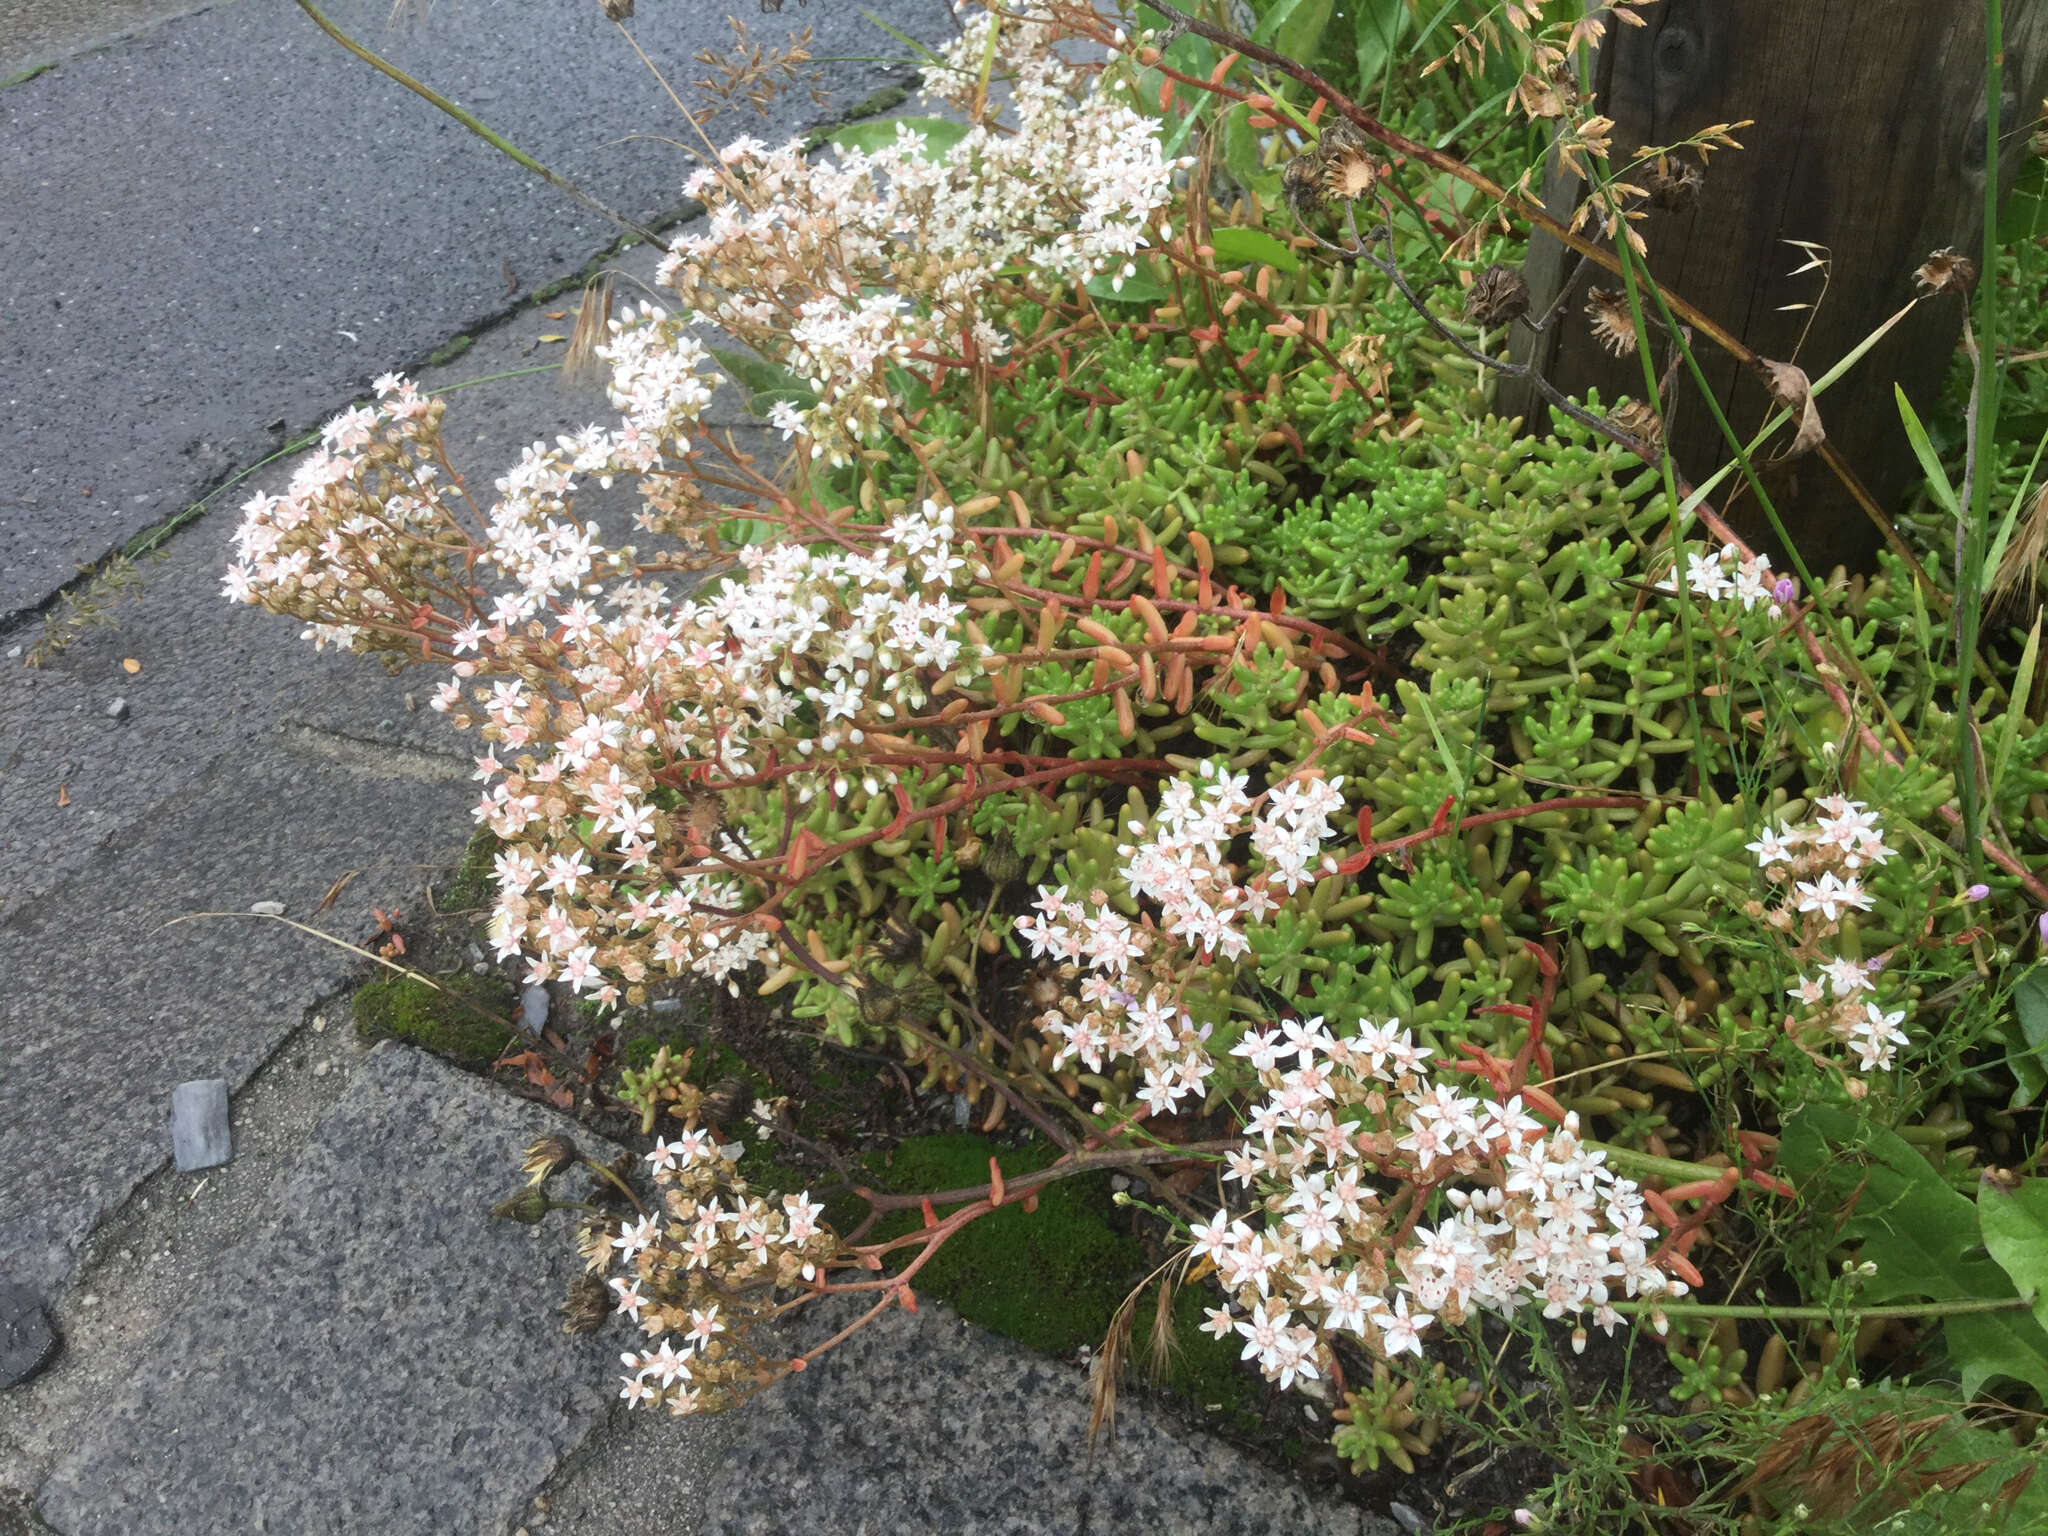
[561,1274,611,1334]
[1321,145,1383,202]
[1646,155,1703,212]
[1281,153,1324,216]
[1607,398,1664,457]
[1914,247,1977,296]
[521,1132,580,1186]
[1584,287,1640,357]
[1464,263,1531,328]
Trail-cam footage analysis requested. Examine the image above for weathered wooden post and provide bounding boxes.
[1504,0,2048,579]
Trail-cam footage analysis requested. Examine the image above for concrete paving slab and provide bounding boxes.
[542,1297,1399,1536]
[0,0,948,619]
[35,1042,630,1536]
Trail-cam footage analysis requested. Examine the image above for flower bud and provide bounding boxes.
[492,1187,555,1225]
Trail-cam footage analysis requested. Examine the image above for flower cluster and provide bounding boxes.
[1658,541,1793,616]
[657,0,1187,460]
[1019,761,1346,1115]
[603,1127,834,1415]
[1020,766,1680,1386]
[1197,1030,1678,1385]
[465,496,982,1001]
[1746,797,1908,1072]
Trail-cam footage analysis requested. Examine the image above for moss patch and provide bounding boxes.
[351,971,517,1066]
[425,334,473,367]
[863,1133,1259,1422]
[441,827,499,913]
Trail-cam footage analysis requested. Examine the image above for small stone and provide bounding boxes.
[313,1061,331,1077]
[5,644,20,659]
[403,692,418,712]
[0,1282,59,1388]
[951,1093,971,1126]
[81,1294,98,1308]
[249,900,286,917]
[471,962,489,976]
[311,1016,327,1032]
[1390,1501,1430,1536]
[519,983,550,1038]
[650,998,683,1015]
[171,1078,232,1172]
[468,944,484,965]
[1110,1175,1130,1192]
[377,719,394,732]
[105,697,128,720]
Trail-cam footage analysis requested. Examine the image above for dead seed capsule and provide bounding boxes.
[1465,263,1531,328]
[520,1133,580,1187]
[560,1274,611,1334]
[1914,246,1977,296]
[1645,155,1703,212]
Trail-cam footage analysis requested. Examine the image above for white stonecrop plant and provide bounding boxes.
[1020,764,1687,1388]
[661,0,1189,462]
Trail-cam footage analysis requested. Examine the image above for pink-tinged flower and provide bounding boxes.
[1381,1293,1433,1357]
[1965,883,1991,902]
[1791,871,1872,922]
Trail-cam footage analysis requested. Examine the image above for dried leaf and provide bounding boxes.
[1755,357,1825,461]
[121,657,142,674]
[56,784,70,807]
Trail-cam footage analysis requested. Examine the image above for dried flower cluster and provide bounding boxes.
[599,1128,833,1415]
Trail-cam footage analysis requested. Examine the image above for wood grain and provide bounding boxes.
[1504,0,2048,578]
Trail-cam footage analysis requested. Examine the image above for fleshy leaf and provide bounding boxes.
[1208,227,1301,273]
[1979,1172,2048,1335]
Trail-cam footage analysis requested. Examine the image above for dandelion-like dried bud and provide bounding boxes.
[1315,120,1382,203]
[1281,152,1325,217]
[1913,247,1977,296]
[1464,263,1530,328]
[597,0,633,19]
[1645,155,1703,212]
[560,1274,612,1334]
[980,832,1024,887]
[522,1132,580,1186]
[1584,287,1640,358]
[1606,398,1664,458]
[492,1187,555,1226]
[698,1076,756,1134]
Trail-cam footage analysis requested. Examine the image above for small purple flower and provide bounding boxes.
[2038,911,2048,946]
[1772,577,1797,605]
[1966,883,1991,902]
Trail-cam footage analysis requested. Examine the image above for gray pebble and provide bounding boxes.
[1389,1501,1431,1536]
[650,998,683,1015]
[249,900,286,917]
[0,1282,59,1389]
[951,1093,972,1126]
[171,1079,232,1171]
[519,983,550,1038]
[105,697,128,720]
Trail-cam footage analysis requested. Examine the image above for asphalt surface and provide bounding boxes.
[0,0,948,623]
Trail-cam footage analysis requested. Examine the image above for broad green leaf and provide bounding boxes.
[828,117,968,162]
[1981,1173,2048,1334]
[1780,1105,2048,1399]
[1352,0,1412,94]
[2007,968,2048,1109]
[1255,0,1336,66]
[1207,227,1300,273]
[706,347,818,419]
[1083,265,1170,305]
[1896,383,1961,517]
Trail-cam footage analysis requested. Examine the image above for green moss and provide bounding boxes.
[863,1133,1259,1421]
[799,85,912,152]
[1,62,55,89]
[351,971,517,1066]
[426,334,473,367]
[442,827,499,912]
